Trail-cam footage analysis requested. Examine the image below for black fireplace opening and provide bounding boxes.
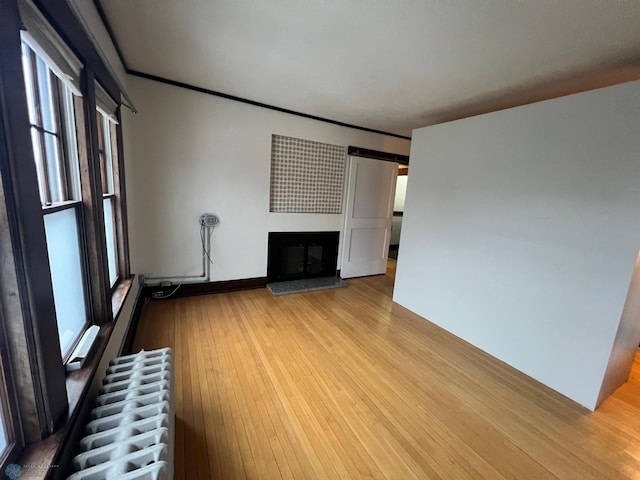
[267,231,339,283]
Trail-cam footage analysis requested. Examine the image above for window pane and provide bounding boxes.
[43,132,63,203]
[30,129,48,204]
[103,118,114,194]
[43,207,88,356]
[103,198,118,285]
[97,114,114,195]
[22,43,71,206]
[96,112,104,152]
[0,404,6,453]
[21,44,38,126]
[35,56,56,133]
[62,88,81,201]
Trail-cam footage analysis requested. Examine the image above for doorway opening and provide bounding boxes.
[389,164,408,261]
[340,147,409,280]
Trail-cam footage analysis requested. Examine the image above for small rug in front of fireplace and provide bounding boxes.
[267,276,348,296]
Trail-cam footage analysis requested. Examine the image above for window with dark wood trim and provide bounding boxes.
[21,41,90,359]
[96,111,120,288]
[0,0,71,463]
[0,0,133,469]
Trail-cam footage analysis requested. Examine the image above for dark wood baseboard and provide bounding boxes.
[151,277,267,298]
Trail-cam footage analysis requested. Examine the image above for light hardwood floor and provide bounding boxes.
[133,260,640,479]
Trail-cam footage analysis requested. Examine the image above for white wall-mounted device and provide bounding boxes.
[199,213,220,227]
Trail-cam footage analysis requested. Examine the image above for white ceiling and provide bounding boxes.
[101,0,640,137]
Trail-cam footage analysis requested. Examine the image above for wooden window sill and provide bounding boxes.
[17,276,135,479]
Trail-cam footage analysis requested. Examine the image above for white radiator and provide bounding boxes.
[67,348,174,480]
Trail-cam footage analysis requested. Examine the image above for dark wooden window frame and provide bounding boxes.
[112,111,131,280]
[23,42,95,360]
[41,199,98,368]
[0,165,27,469]
[96,112,124,290]
[0,0,69,450]
[0,0,133,470]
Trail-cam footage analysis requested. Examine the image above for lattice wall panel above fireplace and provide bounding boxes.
[270,135,346,214]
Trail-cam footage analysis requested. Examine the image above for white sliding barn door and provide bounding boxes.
[341,156,398,278]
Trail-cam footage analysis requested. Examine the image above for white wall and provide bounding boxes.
[124,75,410,281]
[394,80,640,410]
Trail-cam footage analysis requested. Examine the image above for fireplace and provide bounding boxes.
[267,231,339,283]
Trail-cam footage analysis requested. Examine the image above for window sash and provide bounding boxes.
[103,195,119,287]
[42,202,90,358]
[18,0,82,95]
[0,0,133,462]
[97,111,120,287]
[22,43,91,357]
[22,44,80,206]
[97,112,115,195]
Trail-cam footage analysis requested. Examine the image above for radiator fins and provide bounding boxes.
[67,348,174,480]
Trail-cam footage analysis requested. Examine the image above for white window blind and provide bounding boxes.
[95,81,119,123]
[66,0,137,113]
[18,0,82,95]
